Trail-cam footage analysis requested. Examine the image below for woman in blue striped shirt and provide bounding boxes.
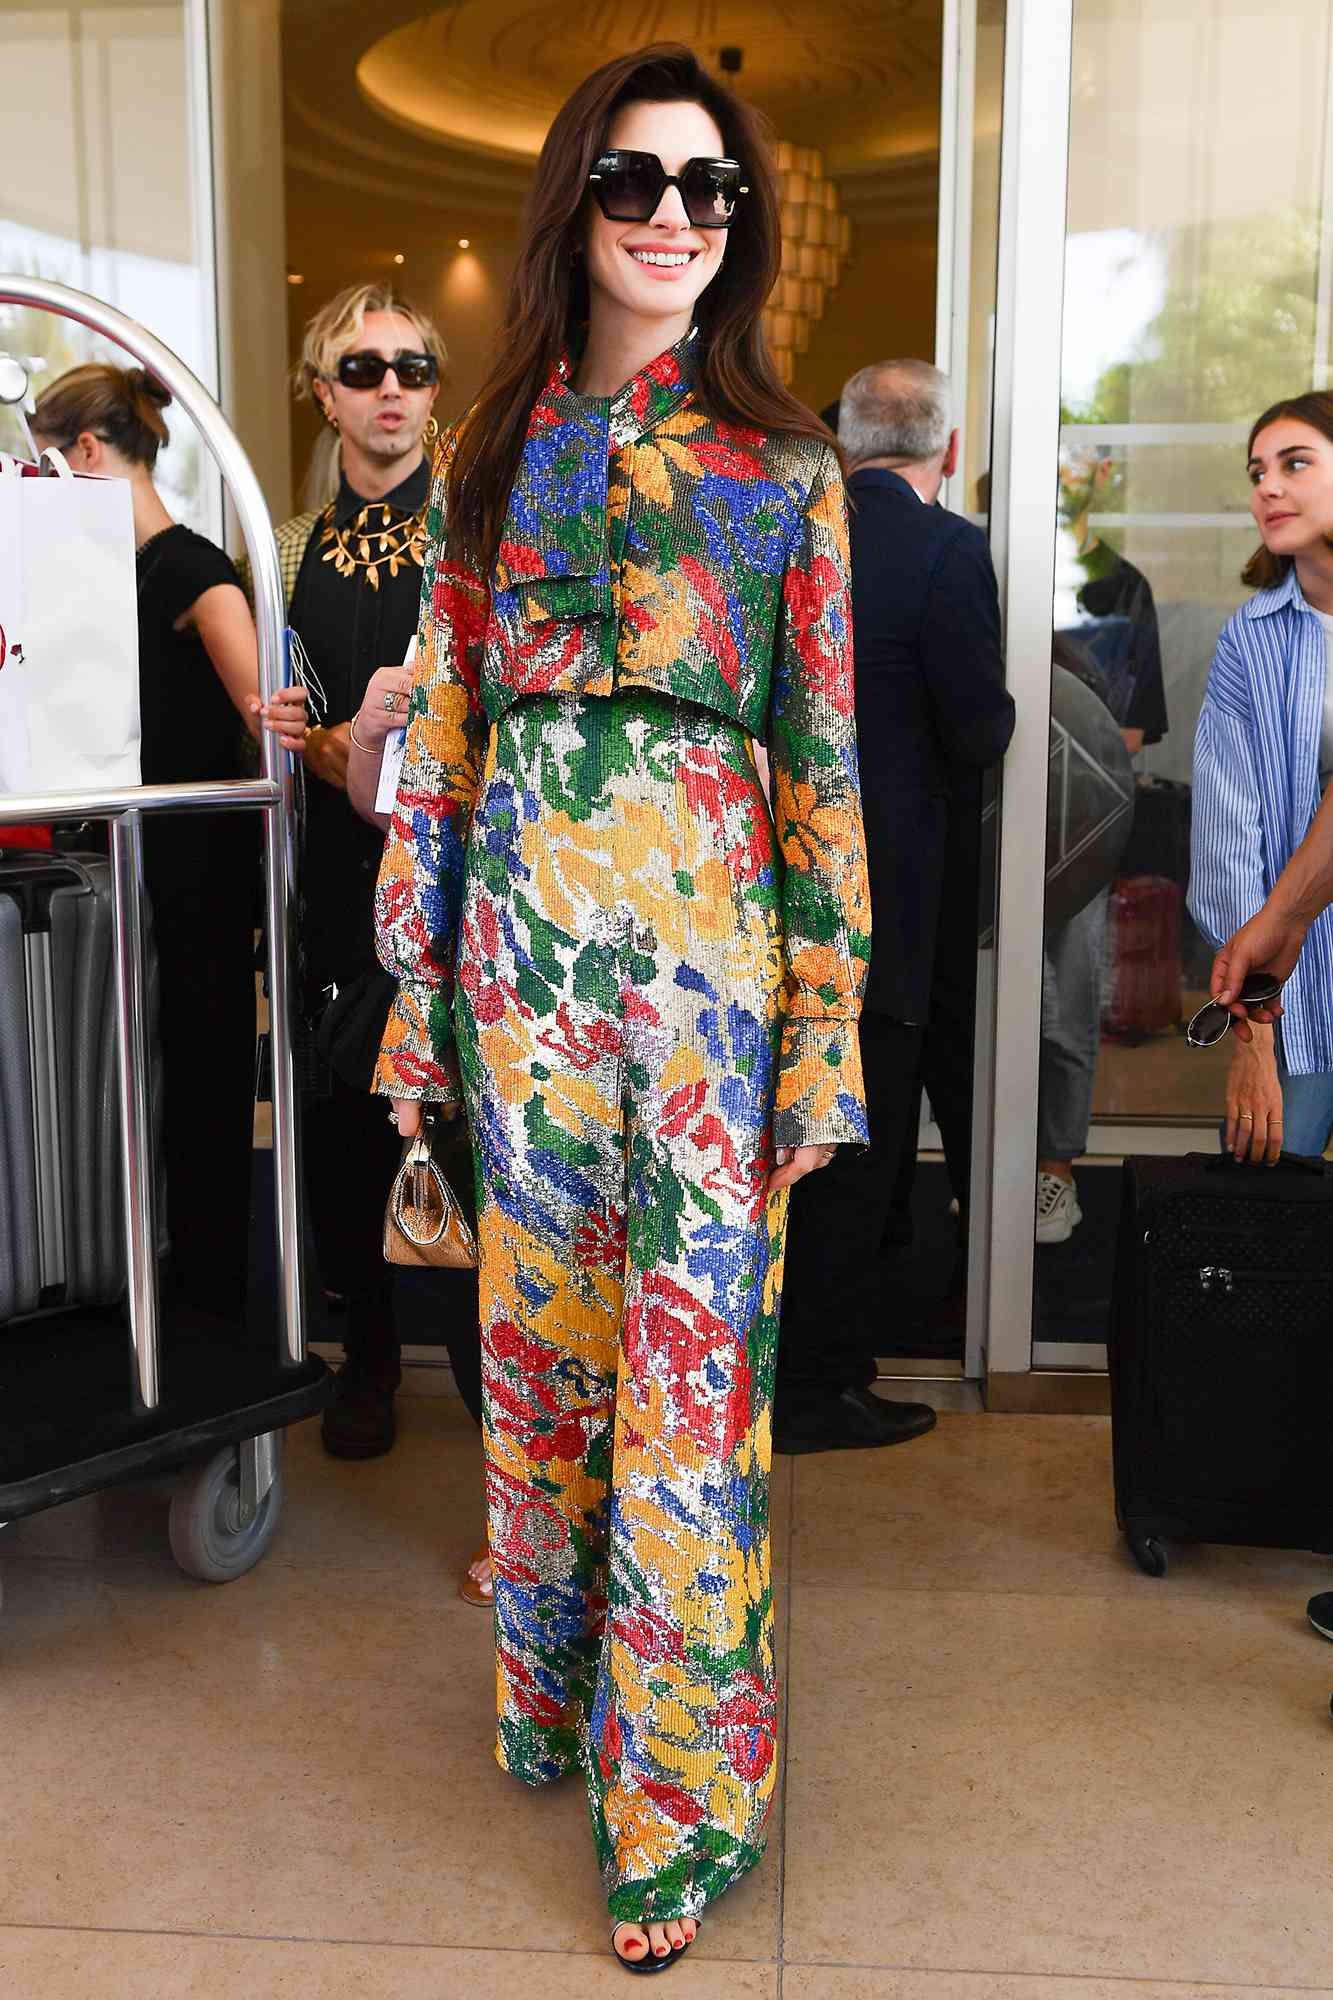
[1189,391,1333,1162]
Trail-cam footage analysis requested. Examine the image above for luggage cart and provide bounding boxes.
[0,277,330,1605]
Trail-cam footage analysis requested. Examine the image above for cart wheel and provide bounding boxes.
[168,1439,285,1584]
[1128,1533,1167,1578]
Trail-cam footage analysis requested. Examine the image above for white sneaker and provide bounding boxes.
[1035,1172,1083,1245]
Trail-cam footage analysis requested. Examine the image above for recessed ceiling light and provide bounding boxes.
[287,271,305,285]
[393,252,405,265]
[458,238,470,249]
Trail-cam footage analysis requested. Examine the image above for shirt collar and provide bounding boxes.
[331,453,430,530]
[1244,564,1305,620]
[847,466,926,503]
[549,325,699,447]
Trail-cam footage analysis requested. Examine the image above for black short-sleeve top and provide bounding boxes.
[135,524,246,787]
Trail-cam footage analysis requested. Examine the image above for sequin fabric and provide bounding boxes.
[373,330,871,1148]
[459,691,787,1923]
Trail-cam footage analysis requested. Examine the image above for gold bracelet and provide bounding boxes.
[348,717,376,755]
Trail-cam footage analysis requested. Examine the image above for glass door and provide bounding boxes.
[984,0,1333,1393]
[873,0,1007,1388]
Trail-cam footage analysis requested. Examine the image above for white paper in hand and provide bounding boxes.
[374,634,415,816]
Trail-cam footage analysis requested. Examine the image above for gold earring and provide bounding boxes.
[423,416,439,446]
[325,408,339,431]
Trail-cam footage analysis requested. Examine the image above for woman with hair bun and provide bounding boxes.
[32,364,306,1323]
[367,42,869,1970]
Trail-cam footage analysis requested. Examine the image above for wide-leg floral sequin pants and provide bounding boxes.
[454,691,789,1926]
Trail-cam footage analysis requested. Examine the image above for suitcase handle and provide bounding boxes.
[1195,1150,1328,1179]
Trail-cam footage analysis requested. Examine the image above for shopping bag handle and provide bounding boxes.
[0,446,73,480]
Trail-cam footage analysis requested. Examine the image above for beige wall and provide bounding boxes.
[211,0,292,529]
[795,215,938,418]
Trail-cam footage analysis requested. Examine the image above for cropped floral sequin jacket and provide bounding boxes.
[373,331,871,1148]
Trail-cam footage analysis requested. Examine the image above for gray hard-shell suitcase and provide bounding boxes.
[0,850,163,1321]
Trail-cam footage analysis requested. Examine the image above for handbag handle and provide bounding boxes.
[392,1124,455,1246]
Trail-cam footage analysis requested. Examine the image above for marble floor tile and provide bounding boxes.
[0,1927,780,1998]
[783,1972,1333,2000]
[0,1551,779,1962]
[789,1414,1333,1604]
[783,1581,1333,1988]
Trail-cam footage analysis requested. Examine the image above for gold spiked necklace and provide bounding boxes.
[319,495,428,591]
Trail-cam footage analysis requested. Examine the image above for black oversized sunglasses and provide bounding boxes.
[336,349,439,390]
[587,150,748,228]
[1185,972,1284,1049]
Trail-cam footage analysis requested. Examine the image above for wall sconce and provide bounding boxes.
[761,143,852,383]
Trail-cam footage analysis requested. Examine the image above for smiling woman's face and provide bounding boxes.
[1248,419,1333,558]
[582,98,731,337]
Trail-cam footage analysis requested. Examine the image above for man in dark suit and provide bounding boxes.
[774,359,1015,1454]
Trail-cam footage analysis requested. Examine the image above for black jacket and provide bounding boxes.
[847,468,1015,1019]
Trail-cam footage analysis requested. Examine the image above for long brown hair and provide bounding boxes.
[1242,390,1333,589]
[446,43,834,576]
[33,363,171,468]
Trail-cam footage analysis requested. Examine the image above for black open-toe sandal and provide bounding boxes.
[611,1920,699,1975]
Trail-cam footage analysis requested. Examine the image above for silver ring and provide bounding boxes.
[382,691,398,711]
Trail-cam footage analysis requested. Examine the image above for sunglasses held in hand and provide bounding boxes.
[587,150,748,228]
[335,350,439,390]
[1185,972,1284,1049]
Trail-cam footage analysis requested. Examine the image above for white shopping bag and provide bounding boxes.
[0,451,140,794]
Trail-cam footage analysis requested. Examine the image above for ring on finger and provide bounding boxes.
[382,690,399,711]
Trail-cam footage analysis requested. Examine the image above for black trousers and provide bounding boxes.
[301,1076,483,1425]
[776,1014,925,1414]
[896,914,977,1224]
[895,792,983,1226]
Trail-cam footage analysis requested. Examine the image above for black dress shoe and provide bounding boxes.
[1309,1591,1333,1641]
[773,1385,937,1456]
[321,1366,398,1459]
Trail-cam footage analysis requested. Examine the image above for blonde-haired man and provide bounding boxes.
[274,283,472,1463]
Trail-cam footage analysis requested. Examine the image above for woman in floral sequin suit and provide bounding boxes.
[371,43,870,1972]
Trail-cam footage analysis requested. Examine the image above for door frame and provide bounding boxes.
[970,0,1075,1391]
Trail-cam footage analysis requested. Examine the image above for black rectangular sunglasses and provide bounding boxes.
[587,150,748,229]
[337,350,439,390]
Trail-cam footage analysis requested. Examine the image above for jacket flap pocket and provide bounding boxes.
[490,569,611,627]
[493,393,611,592]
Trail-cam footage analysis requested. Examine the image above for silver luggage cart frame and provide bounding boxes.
[0,277,329,1589]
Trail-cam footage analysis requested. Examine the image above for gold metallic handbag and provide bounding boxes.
[383,1111,478,1269]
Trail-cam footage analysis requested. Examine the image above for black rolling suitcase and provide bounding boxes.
[1109,1153,1333,1576]
[0,849,162,1322]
